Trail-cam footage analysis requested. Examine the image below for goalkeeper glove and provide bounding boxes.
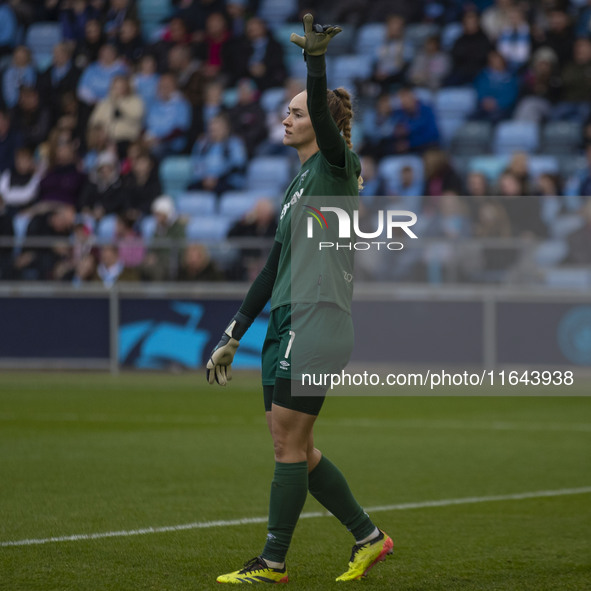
[206,311,253,386]
[290,13,342,56]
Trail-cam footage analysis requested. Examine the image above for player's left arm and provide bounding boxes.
[291,14,346,168]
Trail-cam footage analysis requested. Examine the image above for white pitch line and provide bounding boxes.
[2,486,590,548]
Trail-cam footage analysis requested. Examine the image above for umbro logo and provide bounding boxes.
[279,360,290,370]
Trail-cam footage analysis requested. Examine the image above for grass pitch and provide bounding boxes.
[0,371,590,590]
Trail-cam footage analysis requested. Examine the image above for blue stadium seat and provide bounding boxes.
[260,87,286,113]
[493,121,540,155]
[25,22,62,71]
[541,121,581,155]
[435,87,477,119]
[140,215,157,243]
[544,268,591,288]
[324,26,354,56]
[219,191,266,223]
[176,192,217,217]
[468,155,509,181]
[550,214,585,239]
[534,240,568,267]
[159,156,193,198]
[186,216,232,242]
[138,0,173,41]
[257,0,297,26]
[276,23,304,60]
[378,155,424,191]
[330,54,374,89]
[246,156,291,193]
[438,117,467,147]
[355,23,385,57]
[450,121,492,155]
[528,155,559,179]
[97,215,118,242]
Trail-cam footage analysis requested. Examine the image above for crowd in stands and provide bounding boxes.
[0,0,590,286]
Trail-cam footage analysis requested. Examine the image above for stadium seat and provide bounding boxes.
[97,215,118,242]
[493,121,540,155]
[25,22,62,71]
[468,155,509,181]
[257,0,297,26]
[219,191,266,223]
[534,240,568,267]
[246,156,291,193]
[260,87,286,113]
[378,155,424,191]
[541,121,581,155]
[276,23,304,61]
[176,192,217,217]
[140,215,157,243]
[438,117,467,147]
[550,214,585,239]
[441,22,463,50]
[435,87,477,119]
[324,26,354,56]
[355,23,386,57]
[450,121,492,155]
[528,155,559,179]
[330,54,374,90]
[138,0,173,41]
[186,216,232,242]
[159,156,193,198]
[544,267,591,288]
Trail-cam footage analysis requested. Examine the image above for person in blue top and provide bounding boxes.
[208,15,393,585]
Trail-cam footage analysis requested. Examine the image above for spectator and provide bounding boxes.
[377,164,423,214]
[358,155,383,203]
[473,50,519,122]
[74,18,106,69]
[551,38,591,122]
[59,0,101,44]
[565,144,591,198]
[0,146,43,214]
[178,243,225,281]
[389,86,440,153]
[104,0,137,40]
[200,79,225,133]
[422,148,463,211]
[144,72,192,158]
[37,43,82,123]
[77,44,129,110]
[407,35,451,91]
[224,16,287,91]
[141,195,186,281]
[195,12,231,80]
[189,113,247,195]
[2,46,36,109]
[481,0,513,42]
[132,54,159,110]
[0,0,18,59]
[82,122,111,173]
[566,198,591,264]
[167,43,205,108]
[0,193,14,278]
[122,150,162,220]
[535,9,574,68]
[79,150,125,222]
[446,9,493,86]
[116,18,144,65]
[505,152,532,195]
[38,139,86,208]
[369,14,413,93]
[89,75,145,157]
[496,4,531,72]
[227,197,277,280]
[114,213,145,269]
[14,205,76,280]
[12,86,52,149]
[0,108,23,173]
[360,93,396,159]
[466,171,491,197]
[497,171,546,238]
[513,47,562,123]
[227,78,268,157]
[97,243,139,287]
[70,252,99,286]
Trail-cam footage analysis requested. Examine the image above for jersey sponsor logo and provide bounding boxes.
[279,188,304,220]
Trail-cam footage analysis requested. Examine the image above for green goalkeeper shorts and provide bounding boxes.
[261,302,354,413]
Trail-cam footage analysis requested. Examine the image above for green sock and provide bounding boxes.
[308,455,376,541]
[262,461,308,563]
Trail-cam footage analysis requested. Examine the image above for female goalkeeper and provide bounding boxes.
[208,14,393,584]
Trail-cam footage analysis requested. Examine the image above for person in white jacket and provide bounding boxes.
[0,146,44,214]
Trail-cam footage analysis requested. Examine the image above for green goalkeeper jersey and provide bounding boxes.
[271,147,360,314]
